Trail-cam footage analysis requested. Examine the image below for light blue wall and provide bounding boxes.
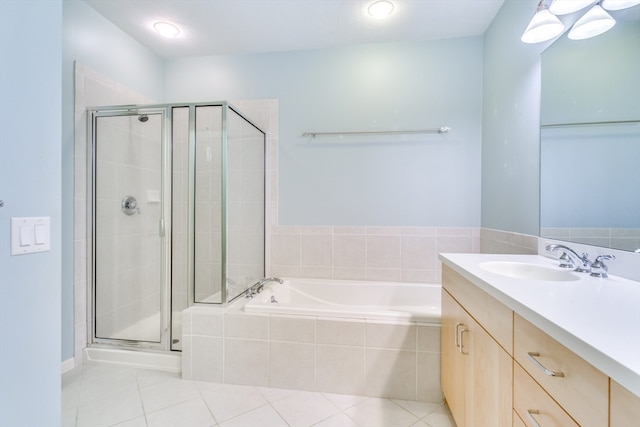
[61,0,164,361]
[0,1,62,425]
[481,0,548,235]
[164,37,483,226]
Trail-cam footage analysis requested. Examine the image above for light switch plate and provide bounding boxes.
[11,217,50,255]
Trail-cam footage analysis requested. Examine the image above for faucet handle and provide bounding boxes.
[556,252,576,269]
[590,255,615,278]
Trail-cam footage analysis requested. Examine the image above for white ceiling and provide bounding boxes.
[84,0,506,58]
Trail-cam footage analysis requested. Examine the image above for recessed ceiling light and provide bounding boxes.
[154,21,180,38]
[368,1,395,20]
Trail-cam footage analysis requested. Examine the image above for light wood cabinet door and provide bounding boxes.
[441,289,468,427]
[441,289,512,427]
[610,379,640,427]
[469,317,512,427]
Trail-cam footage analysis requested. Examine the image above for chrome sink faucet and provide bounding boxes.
[545,244,592,273]
[545,244,616,278]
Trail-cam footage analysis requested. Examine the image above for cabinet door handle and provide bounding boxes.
[527,352,564,377]
[459,328,469,355]
[455,323,464,347]
[526,409,541,427]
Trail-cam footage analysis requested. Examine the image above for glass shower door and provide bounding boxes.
[93,112,165,345]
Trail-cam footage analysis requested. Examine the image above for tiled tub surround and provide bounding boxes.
[268,226,480,284]
[182,304,442,403]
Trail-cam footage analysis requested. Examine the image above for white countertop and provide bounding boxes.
[439,253,640,397]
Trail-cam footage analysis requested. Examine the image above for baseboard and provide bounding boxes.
[61,357,75,374]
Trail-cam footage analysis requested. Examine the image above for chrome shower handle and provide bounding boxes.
[121,195,140,215]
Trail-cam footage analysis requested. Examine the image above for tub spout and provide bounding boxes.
[246,277,283,298]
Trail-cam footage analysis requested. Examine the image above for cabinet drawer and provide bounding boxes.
[514,314,608,427]
[514,362,578,427]
[442,266,513,354]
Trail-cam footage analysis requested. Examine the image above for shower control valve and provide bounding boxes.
[121,195,140,215]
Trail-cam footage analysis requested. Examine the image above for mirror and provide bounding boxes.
[540,13,640,252]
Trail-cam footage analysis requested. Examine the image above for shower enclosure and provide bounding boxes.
[88,103,266,351]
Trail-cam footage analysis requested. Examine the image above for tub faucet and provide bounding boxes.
[545,244,592,273]
[246,277,283,298]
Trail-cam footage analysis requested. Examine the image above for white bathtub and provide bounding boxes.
[243,277,441,324]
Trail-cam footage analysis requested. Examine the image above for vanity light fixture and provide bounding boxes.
[153,21,180,38]
[368,0,395,20]
[601,0,640,10]
[549,0,596,15]
[521,0,565,43]
[568,3,616,40]
[522,0,637,43]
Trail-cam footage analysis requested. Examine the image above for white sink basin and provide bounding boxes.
[479,261,580,282]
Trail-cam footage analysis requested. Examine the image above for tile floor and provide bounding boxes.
[62,362,456,427]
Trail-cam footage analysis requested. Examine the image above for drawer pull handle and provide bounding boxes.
[527,352,564,377]
[526,409,542,427]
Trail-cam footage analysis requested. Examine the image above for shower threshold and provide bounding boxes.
[84,345,181,373]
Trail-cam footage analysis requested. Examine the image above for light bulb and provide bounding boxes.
[154,21,180,38]
[368,1,395,20]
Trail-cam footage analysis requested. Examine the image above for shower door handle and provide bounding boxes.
[159,218,165,237]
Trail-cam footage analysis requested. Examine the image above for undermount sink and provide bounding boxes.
[479,261,580,282]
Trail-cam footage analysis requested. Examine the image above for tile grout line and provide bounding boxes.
[133,369,150,427]
[194,381,221,427]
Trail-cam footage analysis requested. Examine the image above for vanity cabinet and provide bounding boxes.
[441,262,639,427]
[441,266,513,427]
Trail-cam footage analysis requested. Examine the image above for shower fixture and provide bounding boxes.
[138,114,149,122]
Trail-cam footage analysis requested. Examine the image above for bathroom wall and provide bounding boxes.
[0,1,62,425]
[163,36,483,228]
[62,0,163,363]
